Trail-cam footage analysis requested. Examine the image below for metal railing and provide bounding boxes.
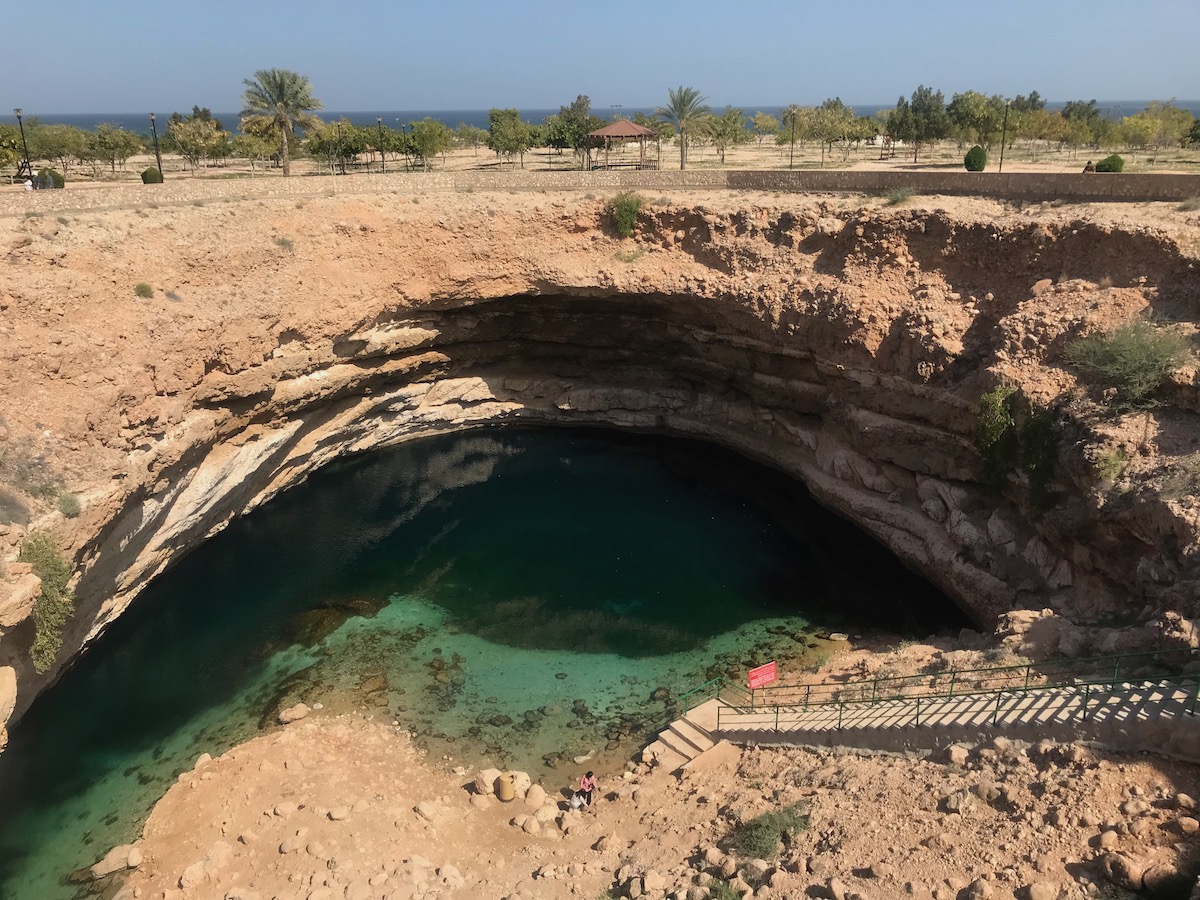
[674,647,1200,738]
[675,676,754,714]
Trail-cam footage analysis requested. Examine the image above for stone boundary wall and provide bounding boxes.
[3,169,1200,215]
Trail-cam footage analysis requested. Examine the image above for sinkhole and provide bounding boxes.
[0,426,968,898]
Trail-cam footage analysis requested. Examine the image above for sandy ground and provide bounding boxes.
[98,702,1200,900]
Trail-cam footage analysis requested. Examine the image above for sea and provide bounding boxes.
[4,101,1197,136]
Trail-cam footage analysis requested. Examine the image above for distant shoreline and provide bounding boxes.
[4,100,1198,135]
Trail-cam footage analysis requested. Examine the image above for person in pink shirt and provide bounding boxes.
[579,771,597,809]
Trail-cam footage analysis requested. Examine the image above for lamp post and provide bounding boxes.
[377,116,385,174]
[149,113,164,179]
[998,100,1010,174]
[13,108,32,180]
[788,108,797,170]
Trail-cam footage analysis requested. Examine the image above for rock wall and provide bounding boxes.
[1,189,1199,733]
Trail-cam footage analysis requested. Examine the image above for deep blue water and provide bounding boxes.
[0,427,965,898]
[4,101,1195,136]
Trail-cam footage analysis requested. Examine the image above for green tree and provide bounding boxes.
[656,85,710,170]
[239,68,323,177]
[409,118,454,170]
[751,112,779,144]
[947,91,1007,148]
[486,108,534,167]
[231,133,275,173]
[1060,99,1105,146]
[550,95,603,169]
[169,116,228,173]
[907,85,950,161]
[1190,120,1200,147]
[306,119,368,174]
[0,124,19,170]
[27,123,87,174]
[777,104,808,166]
[88,123,142,174]
[1010,91,1045,113]
[454,123,488,155]
[809,98,867,166]
[703,106,750,164]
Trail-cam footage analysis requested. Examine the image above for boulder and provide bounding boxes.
[474,767,502,796]
[0,574,39,628]
[277,703,310,725]
[90,844,137,879]
[0,667,15,730]
[524,783,546,809]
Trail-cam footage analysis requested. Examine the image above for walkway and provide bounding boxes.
[650,651,1200,770]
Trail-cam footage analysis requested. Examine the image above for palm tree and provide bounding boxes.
[239,69,323,177]
[656,86,710,170]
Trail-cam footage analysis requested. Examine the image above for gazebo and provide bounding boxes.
[587,119,660,170]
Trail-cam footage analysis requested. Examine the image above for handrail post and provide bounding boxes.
[1082,683,1090,722]
[871,678,878,705]
[1191,680,1199,716]
[993,692,1001,725]
[805,684,811,711]
[1023,665,1031,693]
[915,695,920,727]
[837,704,843,729]
[948,669,957,699]
[775,704,780,733]
[1113,657,1120,686]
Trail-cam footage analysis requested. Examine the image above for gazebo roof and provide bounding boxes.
[588,119,658,139]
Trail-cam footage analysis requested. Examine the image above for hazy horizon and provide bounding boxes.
[4,0,1198,115]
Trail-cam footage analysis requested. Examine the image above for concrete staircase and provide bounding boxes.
[648,679,1200,765]
[642,698,720,773]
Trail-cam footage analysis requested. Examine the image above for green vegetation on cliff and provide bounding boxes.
[1064,319,1192,410]
[18,532,75,673]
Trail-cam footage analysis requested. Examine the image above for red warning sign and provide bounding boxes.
[747,661,778,690]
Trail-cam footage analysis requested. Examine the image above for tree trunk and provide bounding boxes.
[679,127,686,170]
[280,126,291,177]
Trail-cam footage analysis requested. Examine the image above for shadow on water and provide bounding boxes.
[0,426,968,897]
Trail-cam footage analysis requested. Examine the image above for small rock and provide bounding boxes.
[1026,883,1058,900]
[1179,816,1200,834]
[328,806,351,821]
[945,744,970,767]
[277,703,310,725]
[523,817,541,835]
[525,784,547,809]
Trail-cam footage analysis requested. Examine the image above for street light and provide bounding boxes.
[377,116,385,174]
[13,108,32,180]
[788,109,797,170]
[998,99,1010,174]
[148,113,164,180]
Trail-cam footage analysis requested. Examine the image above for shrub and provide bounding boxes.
[1093,446,1129,485]
[134,282,153,298]
[1178,197,1200,212]
[141,167,163,184]
[729,802,809,859]
[976,385,1017,488]
[608,191,644,238]
[275,236,295,252]
[1094,154,1124,173]
[1064,319,1192,409]
[36,167,64,189]
[885,186,915,206]
[964,145,988,172]
[707,879,740,900]
[57,493,81,518]
[18,532,74,673]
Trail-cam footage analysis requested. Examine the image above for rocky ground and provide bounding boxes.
[87,706,1200,900]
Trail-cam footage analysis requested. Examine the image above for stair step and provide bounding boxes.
[669,719,716,755]
[643,739,690,773]
[658,728,700,761]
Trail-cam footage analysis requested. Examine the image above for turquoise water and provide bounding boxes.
[0,428,965,898]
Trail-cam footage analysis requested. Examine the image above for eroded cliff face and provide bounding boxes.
[1,189,1198,732]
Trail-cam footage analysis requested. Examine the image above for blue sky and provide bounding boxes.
[4,0,1198,113]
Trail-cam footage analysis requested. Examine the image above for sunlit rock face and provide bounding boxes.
[1,190,1197,725]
